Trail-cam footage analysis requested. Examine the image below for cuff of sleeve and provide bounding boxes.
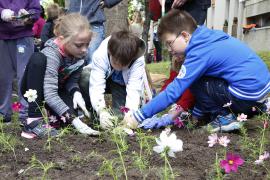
[70,87,80,96]
[133,109,146,123]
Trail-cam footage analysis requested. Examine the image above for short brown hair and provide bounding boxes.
[158,10,197,40]
[108,30,143,66]
[46,3,59,20]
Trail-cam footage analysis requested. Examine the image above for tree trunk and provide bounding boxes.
[104,0,129,36]
[142,0,151,61]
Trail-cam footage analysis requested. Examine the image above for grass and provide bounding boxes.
[146,51,270,76]
[146,61,171,77]
[258,51,270,68]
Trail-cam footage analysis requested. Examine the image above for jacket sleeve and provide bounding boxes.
[26,0,41,21]
[64,66,83,96]
[89,52,108,113]
[43,48,70,116]
[103,0,123,8]
[125,56,145,111]
[135,54,209,121]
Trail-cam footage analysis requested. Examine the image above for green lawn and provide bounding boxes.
[147,51,270,76]
[146,61,171,77]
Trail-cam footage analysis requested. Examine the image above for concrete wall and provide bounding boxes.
[245,0,270,17]
[243,27,270,51]
[207,0,270,51]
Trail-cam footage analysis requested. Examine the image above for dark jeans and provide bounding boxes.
[79,68,127,117]
[21,52,77,119]
[153,40,162,62]
[190,77,264,119]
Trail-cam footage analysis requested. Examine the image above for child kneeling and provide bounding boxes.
[80,30,146,129]
[124,10,270,132]
[21,13,99,138]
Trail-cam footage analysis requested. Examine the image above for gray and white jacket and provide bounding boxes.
[42,39,84,116]
[88,36,146,112]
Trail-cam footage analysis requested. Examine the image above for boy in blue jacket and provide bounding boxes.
[123,9,270,132]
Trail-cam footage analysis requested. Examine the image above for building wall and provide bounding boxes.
[243,27,270,51]
[207,0,270,51]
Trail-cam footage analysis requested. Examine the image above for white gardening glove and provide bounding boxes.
[73,91,90,118]
[72,117,100,135]
[1,9,14,22]
[99,110,114,129]
[18,9,29,16]
[122,111,139,129]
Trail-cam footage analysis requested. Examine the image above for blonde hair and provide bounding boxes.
[46,3,59,20]
[54,13,92,43]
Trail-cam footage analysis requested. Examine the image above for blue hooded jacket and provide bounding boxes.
[68,0,122,25]
[135,26,270,121]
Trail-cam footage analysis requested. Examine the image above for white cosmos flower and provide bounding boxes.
[237,113,247,122]
[223,101,232,108]
[218,136,230,147]
[254,151,270,165]
[153,130,183,157]
[23,89,37,103]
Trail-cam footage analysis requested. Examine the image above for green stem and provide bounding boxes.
[34,101,51,152]
[116,142,128,180]
[165,153,175,179]
[164,154,168,180]
[259,125,266,156]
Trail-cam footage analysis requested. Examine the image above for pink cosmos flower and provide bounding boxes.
[207,133,219,147]
[252,107,256,112]
[218,136,230,147]
[120,106,130,113]
[254,151,270,165]
[237,113,247,122]
[174,117,185,128]
[220,153,244,173]
[12,102,22,112]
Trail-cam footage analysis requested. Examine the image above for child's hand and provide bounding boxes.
[73,91,90,118]
[99,110,114,129]
[122,112,139,129]
[138,114,174,129]
[1,9,14,22]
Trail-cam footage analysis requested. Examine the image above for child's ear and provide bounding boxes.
[58,35,65,42]
[181,31,191,42]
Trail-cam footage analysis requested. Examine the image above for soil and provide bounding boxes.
[1,119,269,180]
[1,74,269,180]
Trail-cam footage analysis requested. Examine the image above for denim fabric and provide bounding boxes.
[190,77,264,119]
[0,37,34,121]
[87,24,105,64]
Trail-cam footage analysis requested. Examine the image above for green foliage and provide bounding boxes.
[24,155,55,180]
[0,117,21,160]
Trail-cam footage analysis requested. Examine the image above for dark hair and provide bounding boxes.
[40,5,45,19]
[108,30,143,66]
[158,9,197,40]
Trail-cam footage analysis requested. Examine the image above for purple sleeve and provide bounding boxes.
[26,0,41,21]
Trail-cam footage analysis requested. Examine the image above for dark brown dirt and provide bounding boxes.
[0,119,269,180]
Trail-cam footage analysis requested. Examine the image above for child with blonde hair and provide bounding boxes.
[21,13,99,138]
